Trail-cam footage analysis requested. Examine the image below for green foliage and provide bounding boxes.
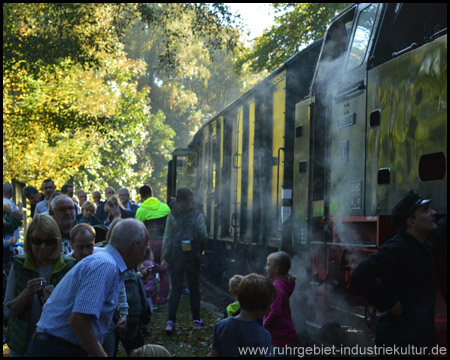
[124,3,246,150]
[235,3,350,73]
[5,2,347,198]
[3,3,174,195]
[137,3,242,72]
[3,3,138,70]
[3,3,247,199]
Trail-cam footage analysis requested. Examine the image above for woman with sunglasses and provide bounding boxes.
[4,214,76,357]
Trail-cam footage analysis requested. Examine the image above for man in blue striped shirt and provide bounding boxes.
[27,218,149,357]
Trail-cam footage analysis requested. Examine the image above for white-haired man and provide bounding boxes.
[27,219,149,357]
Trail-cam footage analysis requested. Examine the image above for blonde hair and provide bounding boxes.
[81,200,97,213]
[104,195,123,212]
[24,214,62,260]
[229,275,244,297]
[267,251,296,280]
[130,344,171,357]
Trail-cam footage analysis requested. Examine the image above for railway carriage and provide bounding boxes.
[167,3,447,345]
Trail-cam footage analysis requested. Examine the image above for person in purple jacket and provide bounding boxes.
[264,251,298,349]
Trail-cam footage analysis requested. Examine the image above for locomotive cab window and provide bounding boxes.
[317,7,355,85]
[371,3,447,67]
[346,4,379,70]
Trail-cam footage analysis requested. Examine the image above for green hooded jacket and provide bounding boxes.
[135,197,170,223]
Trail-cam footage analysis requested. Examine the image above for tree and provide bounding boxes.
[3,3,245,198]
[125,4,245,148]
[3,3,174,196]
[235,3,350,73]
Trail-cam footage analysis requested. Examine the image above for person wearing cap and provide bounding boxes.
[351,190,446,351]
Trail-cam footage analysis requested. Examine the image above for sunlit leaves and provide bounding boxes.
[235,3,350,73]
[3,3,174,195]
[3,3,245,198]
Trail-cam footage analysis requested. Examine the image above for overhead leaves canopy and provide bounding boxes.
[235,3,350,73]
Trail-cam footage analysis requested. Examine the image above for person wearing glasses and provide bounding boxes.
[3,214,76,357]
[50,195,77,255]
[27,219,149,357]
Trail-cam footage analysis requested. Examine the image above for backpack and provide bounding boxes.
[117,270,151,329]
[172,210,202,260]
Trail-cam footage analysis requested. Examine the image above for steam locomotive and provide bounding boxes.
[167,3,447,346]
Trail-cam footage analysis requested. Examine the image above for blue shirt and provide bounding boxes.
[36,245,127,346]
[34,199,49,217]
[212,316,272,357]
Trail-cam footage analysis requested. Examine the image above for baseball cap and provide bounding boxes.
[391,190,432,228]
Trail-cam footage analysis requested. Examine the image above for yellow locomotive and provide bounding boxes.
[167,3,447,345]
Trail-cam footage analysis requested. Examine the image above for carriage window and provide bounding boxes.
[346,4,378,70]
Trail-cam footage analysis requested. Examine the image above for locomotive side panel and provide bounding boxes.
[328,4,380,217]
[366,35,447,216]
[293,97,314,248]
[230,106,244,242]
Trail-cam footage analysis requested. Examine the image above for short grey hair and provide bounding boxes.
[3,200,13,214]
[50,194,74,212]
[119,188,130,195]
[3,183,13,196]
[109,218,148,251]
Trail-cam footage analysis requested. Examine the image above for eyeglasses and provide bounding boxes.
[55,206,75,212]
[31,237,57,246]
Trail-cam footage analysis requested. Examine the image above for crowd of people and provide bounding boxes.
[3,180,447,357]
[3,180,179,357]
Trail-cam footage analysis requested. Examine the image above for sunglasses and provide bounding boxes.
[31,237,57,246]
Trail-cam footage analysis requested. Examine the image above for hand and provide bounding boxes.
[41,284,55,304]
[13,202,24,221]
[115,315,127,329]
[389,300,403,317]
[8,236,17,246]
[26,278,46,296]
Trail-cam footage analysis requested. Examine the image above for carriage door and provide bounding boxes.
[328,4,380,216]
[205,122,217,239]
[231,107,244,241]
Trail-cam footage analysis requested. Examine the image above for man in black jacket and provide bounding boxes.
[351,190,446,352]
